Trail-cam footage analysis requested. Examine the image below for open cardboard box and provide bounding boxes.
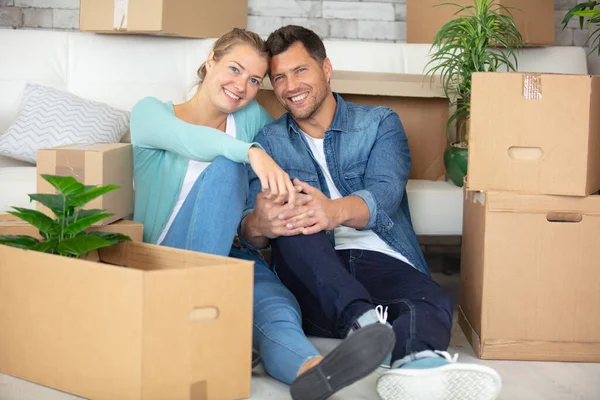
[0,241,254,400]
[256,71,451,181]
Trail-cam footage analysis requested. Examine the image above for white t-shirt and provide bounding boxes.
[156,114,237,245]
[301,132,414,267]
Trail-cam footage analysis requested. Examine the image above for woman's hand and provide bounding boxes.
[248,147,297,207]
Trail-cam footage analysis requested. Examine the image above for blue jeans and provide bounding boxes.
[161,157,320,385]
[271,232,454,364]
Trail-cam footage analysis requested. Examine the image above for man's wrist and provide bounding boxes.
[242,212,269,247]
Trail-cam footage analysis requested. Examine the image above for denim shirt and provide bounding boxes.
[241,93,429,276]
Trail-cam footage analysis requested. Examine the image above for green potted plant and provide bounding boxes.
[424,0,525,187]
[0,174,130,258]
[562,1,600,55]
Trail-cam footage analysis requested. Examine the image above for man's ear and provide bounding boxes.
[323,58,333,84]
[205,51,215,70]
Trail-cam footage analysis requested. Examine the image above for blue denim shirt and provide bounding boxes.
[241,93,429,275]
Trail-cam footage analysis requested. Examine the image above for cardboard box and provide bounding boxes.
[0,217,143,242]
[257,71,450,181]
[407,0,554,46]
[468,72,600,196]
[80,0,247,39]
[37,143,134,226]
[459,189,600,362]
[0,241,253,400]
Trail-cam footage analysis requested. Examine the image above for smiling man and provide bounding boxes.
[240,25,502,400]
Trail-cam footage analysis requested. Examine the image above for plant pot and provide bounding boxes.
[444,142,468,187]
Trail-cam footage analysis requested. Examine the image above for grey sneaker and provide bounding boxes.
[290,323,396,400]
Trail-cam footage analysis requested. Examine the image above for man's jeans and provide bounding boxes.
[271,231,454,364]
[161,157,320,384]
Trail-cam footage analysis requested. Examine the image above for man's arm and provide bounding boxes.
[284,110,410,235]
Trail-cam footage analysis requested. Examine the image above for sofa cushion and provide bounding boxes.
[0,83,130,164]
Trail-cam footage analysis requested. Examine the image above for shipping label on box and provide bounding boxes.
[257,71,450,181]
[468,72,600,196]
[459,189,600,362]
[36,143,134,226]
[407,0,555,46]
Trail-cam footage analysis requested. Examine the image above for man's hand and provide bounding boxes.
[241,187,314,248]
[279,179,371,236]
[282,179,342,235]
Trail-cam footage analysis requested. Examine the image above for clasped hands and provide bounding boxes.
[253,178,339,239]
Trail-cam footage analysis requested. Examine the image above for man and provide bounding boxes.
[240,25,502,400]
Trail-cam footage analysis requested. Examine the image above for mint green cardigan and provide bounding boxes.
[130,96,273,244]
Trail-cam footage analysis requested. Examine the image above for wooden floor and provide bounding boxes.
[1,270,599,400]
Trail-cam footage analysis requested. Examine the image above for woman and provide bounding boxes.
[130,28,393,399]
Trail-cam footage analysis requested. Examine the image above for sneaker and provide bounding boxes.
[290,323,396,400]
[376,351,502,400]
[347,305,394,369]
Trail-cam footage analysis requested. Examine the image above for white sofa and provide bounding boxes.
[0,28,589,236]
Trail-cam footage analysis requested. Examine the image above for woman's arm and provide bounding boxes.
[130,97,259,164]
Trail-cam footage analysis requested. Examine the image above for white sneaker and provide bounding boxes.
[376,351,502,400]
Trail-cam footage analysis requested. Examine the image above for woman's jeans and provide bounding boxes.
[161,157,320,384]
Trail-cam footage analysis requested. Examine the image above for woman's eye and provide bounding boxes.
[250,78,260,85]
[230,66,239,73]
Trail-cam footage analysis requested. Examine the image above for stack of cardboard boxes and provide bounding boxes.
[0,143,255,399]
[460,72,600,362]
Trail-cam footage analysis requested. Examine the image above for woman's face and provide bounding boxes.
[204,44,268,114]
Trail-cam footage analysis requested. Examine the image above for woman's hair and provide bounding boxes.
[196,28,269,84]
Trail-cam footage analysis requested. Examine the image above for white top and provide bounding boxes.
[157,114,237,245]
[301,132,414,267]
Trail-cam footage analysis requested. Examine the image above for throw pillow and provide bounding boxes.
[0,83,130,164]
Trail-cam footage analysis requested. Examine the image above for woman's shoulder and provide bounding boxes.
[131,96,173,116]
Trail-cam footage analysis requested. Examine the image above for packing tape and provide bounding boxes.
[55,148,86,184]
[113,0,129,30]
[523,73,542,100]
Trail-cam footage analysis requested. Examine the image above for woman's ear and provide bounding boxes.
[205,51,215,70]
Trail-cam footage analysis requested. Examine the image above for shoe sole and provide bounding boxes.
[290,324,395,400]
[376,363,502,400]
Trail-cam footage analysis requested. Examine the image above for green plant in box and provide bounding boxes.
[562,1,600,55]
[0,174,130,258]
[424,0,525,186]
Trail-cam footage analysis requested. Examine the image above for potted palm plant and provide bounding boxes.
[425,0,525,187]
[0,174,131,258]
[562,1,600,55]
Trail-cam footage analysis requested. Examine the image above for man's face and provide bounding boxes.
[269,42,332,120]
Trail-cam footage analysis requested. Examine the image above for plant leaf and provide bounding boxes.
[68,185,119,208]
[27,194,71,217]
[57,235,114,258]
[30,240,59,253]
[63,213,115,236]
[87,231,132,244]
[9,208,61,237]
[41,175,85,197]
[0,235,40,249]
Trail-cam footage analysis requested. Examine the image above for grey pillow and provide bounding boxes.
[0,83,130,164]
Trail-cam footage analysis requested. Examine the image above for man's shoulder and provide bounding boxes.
[260,112,290,136]
[342,98,397,131]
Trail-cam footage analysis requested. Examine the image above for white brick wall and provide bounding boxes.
[0,0,599,72]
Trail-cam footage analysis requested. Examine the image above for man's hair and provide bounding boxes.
[265,25,327,65]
